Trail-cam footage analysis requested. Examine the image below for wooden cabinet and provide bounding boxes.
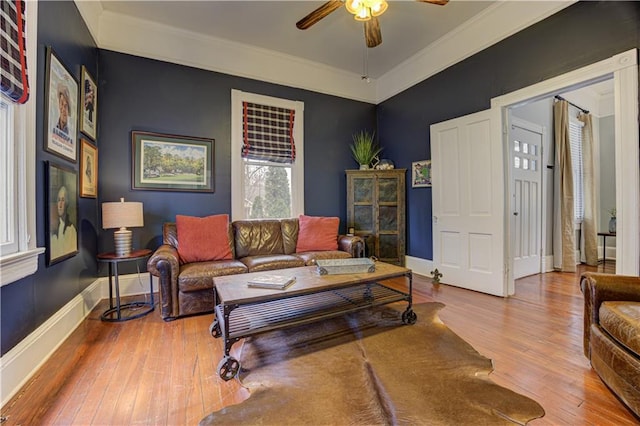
[346,169,406,265]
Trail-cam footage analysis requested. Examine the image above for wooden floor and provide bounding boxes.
[2,262,638,425]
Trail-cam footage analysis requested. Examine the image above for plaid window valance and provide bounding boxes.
[1,0,29,104]
[242,101,296,164]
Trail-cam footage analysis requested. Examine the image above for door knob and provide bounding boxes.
[513,212,519,216]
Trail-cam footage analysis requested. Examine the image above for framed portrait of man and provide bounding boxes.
[46,161,79,266]
[44,46,78,162]
[80,65,97,141]
[80,139,98,198]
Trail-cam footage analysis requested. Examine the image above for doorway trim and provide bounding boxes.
[492,48,638,294]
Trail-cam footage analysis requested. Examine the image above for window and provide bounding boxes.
[0,96,18,255]
[569,116,584,223]
[0,2,43,286]
[231,90,304,220]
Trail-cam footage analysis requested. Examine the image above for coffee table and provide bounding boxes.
[210,261,415,380]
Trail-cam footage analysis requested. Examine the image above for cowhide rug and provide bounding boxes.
[200,303,544,425]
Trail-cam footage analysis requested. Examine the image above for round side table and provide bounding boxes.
[97,249,155,322]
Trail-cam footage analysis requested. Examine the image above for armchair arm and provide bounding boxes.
[147,244,181,320]
[338,235,364,258]
[580,272,640,358]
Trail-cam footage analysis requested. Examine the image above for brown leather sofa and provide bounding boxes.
[147,218,364,321]
[581,272,640,417]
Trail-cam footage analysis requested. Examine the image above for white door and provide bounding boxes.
[510,118,543,279]
[431,109,506,296]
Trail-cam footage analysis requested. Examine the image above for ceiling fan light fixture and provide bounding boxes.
[345,0,362,15]
[369,0,388,17]
[354,7,371,21]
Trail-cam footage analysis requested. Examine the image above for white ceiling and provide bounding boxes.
[77,1,575,103]
[99,1,495,78]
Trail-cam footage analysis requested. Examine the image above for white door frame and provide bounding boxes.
[492,48,639,293]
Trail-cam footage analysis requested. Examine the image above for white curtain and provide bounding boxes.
[579,112,598,266]
[553,100,576,272]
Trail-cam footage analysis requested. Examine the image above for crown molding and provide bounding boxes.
[75,1,575,105]
[375,1,576,103]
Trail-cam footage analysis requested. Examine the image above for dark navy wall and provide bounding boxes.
[97,50,376,261]
[378,0,640,260]
[1,1,98,355]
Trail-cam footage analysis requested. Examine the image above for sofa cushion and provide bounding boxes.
[178,260,247,293]
[234,220,285,258]
[176,214,233,264]
[600,301,640,355]
[281,218,299,255]
[240,254,305,273]
[296,250,352,266]
[296,215,339,252]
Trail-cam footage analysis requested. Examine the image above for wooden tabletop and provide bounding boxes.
[215,262,411,305]
[97,249,153,262]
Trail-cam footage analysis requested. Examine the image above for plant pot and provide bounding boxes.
[359,164,370,170]
[609,217,617,233]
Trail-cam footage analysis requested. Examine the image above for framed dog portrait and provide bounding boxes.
[80,139,98,198]
[46,161,78,266]
[44,47,79,162]
[80,66,97,140]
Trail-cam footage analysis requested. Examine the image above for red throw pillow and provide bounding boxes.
[296,215,339,252]
[176,214,232,263]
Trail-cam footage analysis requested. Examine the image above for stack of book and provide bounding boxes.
[247,275,296,290]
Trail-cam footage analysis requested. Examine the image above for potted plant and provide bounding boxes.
[349,130,383,170]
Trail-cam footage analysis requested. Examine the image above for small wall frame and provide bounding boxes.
[412,160,432,188]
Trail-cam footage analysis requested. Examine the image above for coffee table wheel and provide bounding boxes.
[402,308,417,325]
[217,356,240,381]
[209,319,221,338]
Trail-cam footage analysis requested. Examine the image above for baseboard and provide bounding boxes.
[0,272,156,408]
[405,255,434,278]
[542,255,555,273]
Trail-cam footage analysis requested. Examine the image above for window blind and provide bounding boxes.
[569,119,584,222]
[242,102,296,164]
[0,0,29,104]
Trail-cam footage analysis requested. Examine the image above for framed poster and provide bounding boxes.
[412,160,432,188]
[46,161,79,266]
[80,66,97,140]
[80,139,98,198]
[131,131,215,192]
[44,46,79,162]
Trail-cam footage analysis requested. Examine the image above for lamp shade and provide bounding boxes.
[102,198,144,229]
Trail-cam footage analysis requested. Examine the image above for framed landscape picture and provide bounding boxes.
[80,66,97,140]
[46,161,79,266]
[131,131,215,192]
[80,138,98,198]
[412,160,431,188]
[44,46,78,162]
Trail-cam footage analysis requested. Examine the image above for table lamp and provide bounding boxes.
[102,198,144,256]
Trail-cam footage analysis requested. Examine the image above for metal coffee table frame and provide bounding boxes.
[210,264,415,381]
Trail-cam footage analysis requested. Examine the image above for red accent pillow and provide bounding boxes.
[176,214,233,263]
[296,215,339,252]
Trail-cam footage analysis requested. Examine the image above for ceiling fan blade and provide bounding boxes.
[296,0,343,30]
[364,17,382,48]
[416,0,449,5]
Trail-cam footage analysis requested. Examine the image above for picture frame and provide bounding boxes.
[80,139,98,198]
[131,131,215,192]
[80,65,97,140]
[412,160,432,188]
[44,46,79,162]
[46,161,79,266]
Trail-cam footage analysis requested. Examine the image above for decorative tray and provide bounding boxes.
[316,258,375,275]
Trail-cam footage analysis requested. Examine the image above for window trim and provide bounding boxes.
[231,89,304,221]
[0,1,44,287]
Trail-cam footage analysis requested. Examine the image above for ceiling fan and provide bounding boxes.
[296,0,449,48]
